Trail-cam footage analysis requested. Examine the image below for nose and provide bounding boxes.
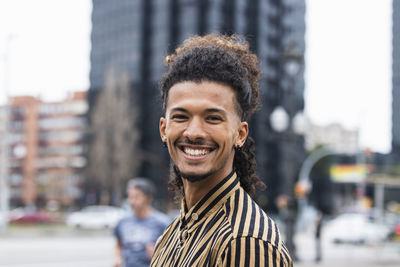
[183,117,207,141]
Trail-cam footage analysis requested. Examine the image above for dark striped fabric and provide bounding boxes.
[151,172,292,267]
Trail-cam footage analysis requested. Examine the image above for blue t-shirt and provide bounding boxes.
[114,210,171,267]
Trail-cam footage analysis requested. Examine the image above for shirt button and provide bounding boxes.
[181,229,189,241]
[191,213,199,221]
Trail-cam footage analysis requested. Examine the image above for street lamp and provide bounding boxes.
[269,41,304,259]
[0,34,16,233]
[269,106,289,132]
[270,108,306,260]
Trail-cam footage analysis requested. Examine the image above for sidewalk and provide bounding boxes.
[294,231,400,267]
[295,258,400,267]
[2,225,399,266]
[295,261,399,267]
[0,224,112,238]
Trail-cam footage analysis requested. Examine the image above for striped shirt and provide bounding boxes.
[151,172,292,267]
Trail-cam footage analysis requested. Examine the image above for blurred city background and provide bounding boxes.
[0,0,399,266]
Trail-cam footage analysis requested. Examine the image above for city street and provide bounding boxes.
[294,230,400,267]
[1,226,400,267]
[0,227,114,267]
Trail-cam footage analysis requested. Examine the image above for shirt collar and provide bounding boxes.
[179,171,240,231]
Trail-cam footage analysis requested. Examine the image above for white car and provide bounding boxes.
[0,213,5,226]
[323,213,390,244]
[66,205,125,229]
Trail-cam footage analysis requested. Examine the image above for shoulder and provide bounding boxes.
[221,188,292,265]
[114,214,134,237]
[115,213,135,228]
[151,210,173,226]
[219,237,292,267]
[224,187,283,249]
[117,213,134,224]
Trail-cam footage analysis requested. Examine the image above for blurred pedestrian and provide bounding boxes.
[114,178,170,267]
[315,211,324,262]
[151,34,292,266]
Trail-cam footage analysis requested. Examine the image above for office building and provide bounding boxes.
[305,122,359,154]
[89,0,306,211]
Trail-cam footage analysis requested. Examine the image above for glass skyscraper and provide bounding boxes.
[89,0,306,212]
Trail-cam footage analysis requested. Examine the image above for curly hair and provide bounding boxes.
[161,34,266,199]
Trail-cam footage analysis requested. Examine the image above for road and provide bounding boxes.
[294,230,400,267]
[0,226,399,267]
[0,227,114,267]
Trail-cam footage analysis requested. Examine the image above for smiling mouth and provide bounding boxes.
[183,147,210,156]
[177,145,217,158]
[176,139,217,158]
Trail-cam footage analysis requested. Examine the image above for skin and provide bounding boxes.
[114,188,154,267]
[127,187,153,219]
[160,81,248,210]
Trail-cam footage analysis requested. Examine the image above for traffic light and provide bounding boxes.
[294,181,308,199]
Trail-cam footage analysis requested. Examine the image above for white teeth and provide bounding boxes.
[184,148,209,156]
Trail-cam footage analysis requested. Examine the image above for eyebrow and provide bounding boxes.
[204,108,227,116]
[169,107,188,114]
[169,107,227,116]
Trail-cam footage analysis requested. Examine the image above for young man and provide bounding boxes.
[114,178,170,267]
[151,34,292,266]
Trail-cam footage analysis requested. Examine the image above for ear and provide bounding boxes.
[235,121,248,147]
[159,117,167,142]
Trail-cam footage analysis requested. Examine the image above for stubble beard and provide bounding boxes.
[176,166,213,183]
[174,156,231,183]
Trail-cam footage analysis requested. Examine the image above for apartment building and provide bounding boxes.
[0,92,87,208]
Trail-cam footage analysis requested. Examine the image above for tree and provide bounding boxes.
[87,67,140,205]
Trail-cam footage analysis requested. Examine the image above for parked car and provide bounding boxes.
[9,207,52,224]
[385,212,400,242]
[323,212,390,244]
[389,222,400,241]
[66,205,125,229]
[0,213,5,225]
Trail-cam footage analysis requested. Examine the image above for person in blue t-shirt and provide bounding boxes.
[113,178,170,267]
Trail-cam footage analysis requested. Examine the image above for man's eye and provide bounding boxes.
[171,114,187,120]
[207,116,222,122]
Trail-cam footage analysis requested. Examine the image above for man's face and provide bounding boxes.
[128,187,151,213]
[160,81,248,182]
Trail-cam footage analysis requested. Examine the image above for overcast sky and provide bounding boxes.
[304,0,392,153]
[0,0,393,153]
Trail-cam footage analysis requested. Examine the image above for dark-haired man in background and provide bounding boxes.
[114,178,170,267]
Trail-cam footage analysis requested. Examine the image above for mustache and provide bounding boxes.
[175,137,216,147]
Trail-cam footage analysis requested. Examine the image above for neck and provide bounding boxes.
[182,170,232,210]
[134,206,152,219]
